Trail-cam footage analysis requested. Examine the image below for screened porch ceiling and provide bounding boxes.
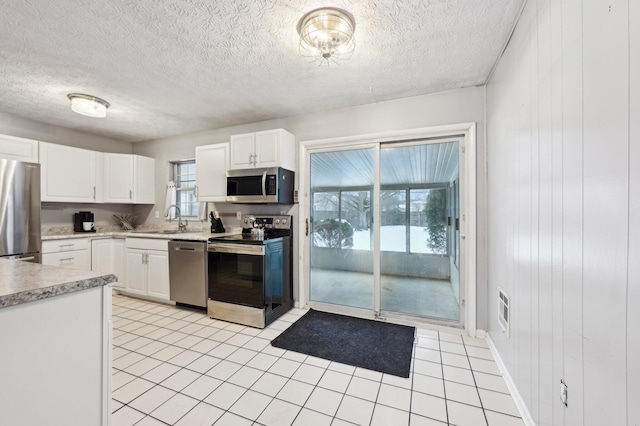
[310,141,460,189]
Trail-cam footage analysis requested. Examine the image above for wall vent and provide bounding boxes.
[498,287,510,338]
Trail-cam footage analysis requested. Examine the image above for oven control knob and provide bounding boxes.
[275,219,280,225]
[243,218,248,224]
[281,219,287,225]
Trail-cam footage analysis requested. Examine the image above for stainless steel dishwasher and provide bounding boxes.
[168,240,207,308]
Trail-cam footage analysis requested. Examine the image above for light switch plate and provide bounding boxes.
[236,211,242,220]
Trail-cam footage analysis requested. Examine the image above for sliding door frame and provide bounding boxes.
[298,123,478,336]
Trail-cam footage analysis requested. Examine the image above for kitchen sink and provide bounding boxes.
[132,229,189,234]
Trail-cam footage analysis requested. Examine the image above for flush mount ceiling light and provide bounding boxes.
[296,7,356,65]
[67,93,110,118]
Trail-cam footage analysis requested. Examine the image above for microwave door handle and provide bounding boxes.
[262,170,267,199]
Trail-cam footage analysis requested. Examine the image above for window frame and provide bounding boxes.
[171,159,198,218]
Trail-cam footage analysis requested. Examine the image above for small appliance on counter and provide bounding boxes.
[209,211,226,233]
[73,211,95,233]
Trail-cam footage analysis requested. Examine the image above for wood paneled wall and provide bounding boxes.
[486,0,637,424]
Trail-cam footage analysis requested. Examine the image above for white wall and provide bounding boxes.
[486,0,637,425]
[0,112,132,154]
[133,87,487,327]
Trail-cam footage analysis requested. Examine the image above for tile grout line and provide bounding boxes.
[436,331,451,425]
[462,334,489,425]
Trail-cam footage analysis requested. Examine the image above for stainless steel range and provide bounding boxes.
[207,215,293,328]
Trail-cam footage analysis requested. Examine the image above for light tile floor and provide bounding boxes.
[111,294,524,426]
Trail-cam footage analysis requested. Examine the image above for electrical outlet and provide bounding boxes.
[154,211,159,219]
[236,211,242,220]
[560,380,568,406]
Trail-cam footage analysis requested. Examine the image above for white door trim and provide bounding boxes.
[297,122,477,336]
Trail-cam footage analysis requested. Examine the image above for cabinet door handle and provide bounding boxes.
[129,190,132,200]
[305,218,309,236]
[93,186,96,199]
[195,185,198,198]
[253,153,258,165]
[60,257,74,262]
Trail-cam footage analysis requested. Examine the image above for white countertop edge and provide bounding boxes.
[42,228,243,242]
[0,259,117,309]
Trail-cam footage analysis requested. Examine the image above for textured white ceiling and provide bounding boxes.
[0,0,523,142]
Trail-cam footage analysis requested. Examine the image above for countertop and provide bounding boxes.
[42,228,243,242]
[0,259,117,309]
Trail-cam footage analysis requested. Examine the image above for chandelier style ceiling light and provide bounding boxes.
[67,93,110,118]
[296,7,356,64]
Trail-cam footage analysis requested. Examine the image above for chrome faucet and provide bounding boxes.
[166,204,188,232]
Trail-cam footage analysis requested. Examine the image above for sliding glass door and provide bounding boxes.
[307,139,462,324]
[379,142,460,322]
[309,147,375,311]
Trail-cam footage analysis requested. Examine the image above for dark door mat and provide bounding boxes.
[270,309,416,378]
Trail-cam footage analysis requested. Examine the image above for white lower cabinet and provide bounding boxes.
[0,285,111,425]
[91,238,125,289]
[124,238,170,302]
[42,238,91,270]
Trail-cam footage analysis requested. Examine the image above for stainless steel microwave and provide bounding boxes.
[226,167,294,204]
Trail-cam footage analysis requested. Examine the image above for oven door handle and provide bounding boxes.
[208,243,265,256]
[261,170,267,199]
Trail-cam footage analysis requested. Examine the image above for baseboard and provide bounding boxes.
[485,333,536,426]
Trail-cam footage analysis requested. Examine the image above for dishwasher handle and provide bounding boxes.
[168,241,206,252]
[208,243,265,256]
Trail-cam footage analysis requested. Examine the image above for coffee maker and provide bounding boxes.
[74,211,96,233]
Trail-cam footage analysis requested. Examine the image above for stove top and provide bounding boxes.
[209,233,287,244]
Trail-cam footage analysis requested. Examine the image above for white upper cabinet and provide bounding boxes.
[133,155,155,204]
[195,142,229,202]
[0,134,39,163]
[103,154,134,203]
[103,154,155,204]
[39,142,103,203]
[230,133,255,169]
[229,129,295,171]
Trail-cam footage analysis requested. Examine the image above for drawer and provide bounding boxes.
[42,238,90,254]
[125,238,168,251]
[42,249,91,270]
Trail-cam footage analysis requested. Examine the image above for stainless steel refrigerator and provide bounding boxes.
[0,159,41,263]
